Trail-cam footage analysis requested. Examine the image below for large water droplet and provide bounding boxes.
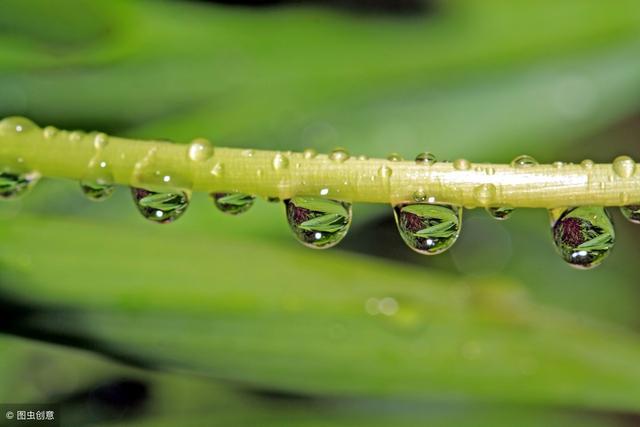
[511,155,538,168]
[486,206,513,220]
[415,152,436,165]
[393,203,462,255]
[0,171,40,199]
[131,188,189,224]
[612,155,635,178]
[620,205,640,224]
[0,116,37,134]
[212,192,255,215]
[285,196,351,249]
[551,206,614,269]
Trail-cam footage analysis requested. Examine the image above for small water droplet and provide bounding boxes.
[387,153,403,162]
[69,131,84,142]
[285,196,351,249]
[241,149,254,157]
[580,159,594,169]
[131,188,189,224]
[0,170,40,199]
[94,133,109,150]
[486,206,514,220]
[453,158,470,170]
[620,205,640,224]
[43,126,58,139]
[473,183,496,206]
[393,203,462,255]
[550,206,614,269]
[612,155,635,178]
[552,161,564,169]
[211,192,255,215]
[187,138,213,162]
[0,116,37,134]
[378,165,392,178]
[413,189,426,202]
[511,155,538,168]
[356,154,368,160]
[303,148,317,159]
[415,152,436,165]
[272,153,290,170]
[210,162,224,177]
[329,148,350,163]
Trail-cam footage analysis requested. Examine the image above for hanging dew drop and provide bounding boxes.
[0,170,40,199]
[393,203,462,255]
[131,188,189,224]
[80,181,114,201]
[212,192,255,215]
[486,206,514,220]
[620,205,640,224]
[511,155,538,168]
[285,196,351,249]
[80,157,114,201]
[550,206,615,269]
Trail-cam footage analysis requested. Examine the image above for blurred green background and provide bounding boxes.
[2,0,640,425]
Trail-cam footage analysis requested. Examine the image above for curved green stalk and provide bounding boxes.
[0,116,637,208]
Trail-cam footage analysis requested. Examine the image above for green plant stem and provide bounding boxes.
[0,117,637,208]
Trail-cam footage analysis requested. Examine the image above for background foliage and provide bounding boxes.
[2,0,640,425]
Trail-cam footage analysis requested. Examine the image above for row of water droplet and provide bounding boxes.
[0,116,633,269]
[1,161,631,270]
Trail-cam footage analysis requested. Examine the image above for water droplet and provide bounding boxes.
[550,206,614,269]
[272,153,290,171]
[453,158,470,170]
[378,165,392,178]
[511,155,538,168]
[0,171,40,199]
[303,148,317,159]
[552,161,564,169]
[0,116,37,134]
[473,183,496,206]
[620,205,640,224]
[580,159,594,169]
[393,203,462,255]
[43,126,58,139]
[329,148,349,163]
[80,158,114,201]
[612,155,635,178]
[413,189,427,202]
[285,196,351,249]
[486,206,514,220]
[212,192,255,215]
[69,131,84,142]
[241,149,254,158]
[93,133,109,150]
[131,188,189,224]
[356,154,368,160]
[187,138,213,162]
[387,153,403,162]
[415,152,436,165]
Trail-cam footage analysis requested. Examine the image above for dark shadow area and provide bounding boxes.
[187,0,437,16]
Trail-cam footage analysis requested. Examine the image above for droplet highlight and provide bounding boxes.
[551,206,614,269]
[285,196,351,249]
[212,192,255,215]
[393,203,462,255]
[131,188,189,224]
